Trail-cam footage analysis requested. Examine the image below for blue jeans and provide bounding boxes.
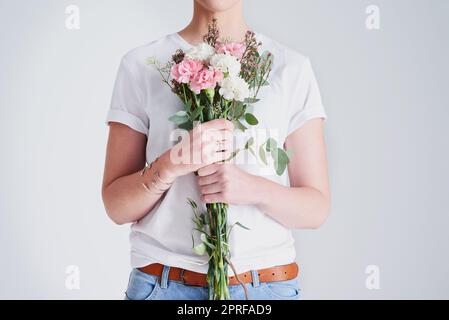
[125,266,301,300]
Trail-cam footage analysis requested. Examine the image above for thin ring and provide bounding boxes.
[216,140,226,151]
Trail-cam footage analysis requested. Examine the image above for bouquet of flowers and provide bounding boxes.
[149,19,290,300]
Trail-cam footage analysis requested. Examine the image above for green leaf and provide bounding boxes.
[178,121,193,131]
[272,147,290,176]
[192,219,202,230]
[207,106,214,121]
[193,243,206,255]
[188,198,201,225]
[244,137,254,149]
[277,148,290,164]
[190,106,204,121]
[259,145,268,165]
[248,147,256,158]
[231,101,245,120]
[202,213,210,225]
[169,111,189,125]
[245,113,259,126]
[244,97,260,104]
[187,198,198,209]
[226,148,241,162]
[175,110,188,117]
[286,149,294,158]
[235,221,250,230]
[200,233,215,249]
[235,119,247,131]
[227,221,251,239]
[249,81,257,90]
[184,99,193,112]
[276,161,287,176]
[265,138,277,152]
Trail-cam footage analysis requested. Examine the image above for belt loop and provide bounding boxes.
[251,270,260,288]
[160,265,170,289]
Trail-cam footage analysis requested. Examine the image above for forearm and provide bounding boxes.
[253,175,330,229]
[103,119,235,225]
[102,150,176,225]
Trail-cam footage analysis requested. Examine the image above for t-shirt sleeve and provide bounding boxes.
[286,58,327,137]
[106,54,149,136]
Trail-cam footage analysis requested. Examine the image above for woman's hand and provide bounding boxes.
[159,119,235,181]
[197,163,260,205]
[102,119,234,225]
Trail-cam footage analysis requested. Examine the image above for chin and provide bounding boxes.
[195,0,241,12]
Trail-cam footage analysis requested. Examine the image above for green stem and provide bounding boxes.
[182,84,188,105]
[205,202,231,300]
[202,112,235,300]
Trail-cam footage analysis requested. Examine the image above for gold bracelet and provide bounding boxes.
[153,170,173,186]
[142,182,165,195]
[140,158,173,195]
[140,162,152,177]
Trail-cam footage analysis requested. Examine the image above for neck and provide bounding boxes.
[179,1,249,45]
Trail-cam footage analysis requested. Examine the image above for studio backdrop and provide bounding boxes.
[0,0,448,299]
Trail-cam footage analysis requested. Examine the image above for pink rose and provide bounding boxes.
[171,59,203,83]
[190,68,224,94]
[216,42,246,60]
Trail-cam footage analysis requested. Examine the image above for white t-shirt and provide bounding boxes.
[106,32,326,275]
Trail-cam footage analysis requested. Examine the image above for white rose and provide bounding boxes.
[210,54,241,77]
[219,76,250,102]
[185,43,215,61]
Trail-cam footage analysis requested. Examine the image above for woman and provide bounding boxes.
[102,0,330,300]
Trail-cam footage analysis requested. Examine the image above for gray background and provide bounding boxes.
[0,0,448,299]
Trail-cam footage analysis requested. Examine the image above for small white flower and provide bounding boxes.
[219,76,250,102]
[185,43,215,61]
[210,53,241,77]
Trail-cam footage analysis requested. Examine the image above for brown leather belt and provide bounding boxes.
[138,262,299,287]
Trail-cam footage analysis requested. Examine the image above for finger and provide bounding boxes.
[202,119,234,131]
[214,136,233,152]
[201,193,225,204]
[215,140,230,152]
[200,182,223,195]
[214,149,233,162]
[203,129,233,145]
[220,130,234,143]
[197,163,221,176]
[197,172,221,186]
[201,139,232,162]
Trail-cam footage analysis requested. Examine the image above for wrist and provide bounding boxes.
[250,174,276,209]
[157,149,179,183]
[247,174,267,206]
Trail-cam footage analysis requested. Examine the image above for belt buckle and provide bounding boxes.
[180,268,186,284]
